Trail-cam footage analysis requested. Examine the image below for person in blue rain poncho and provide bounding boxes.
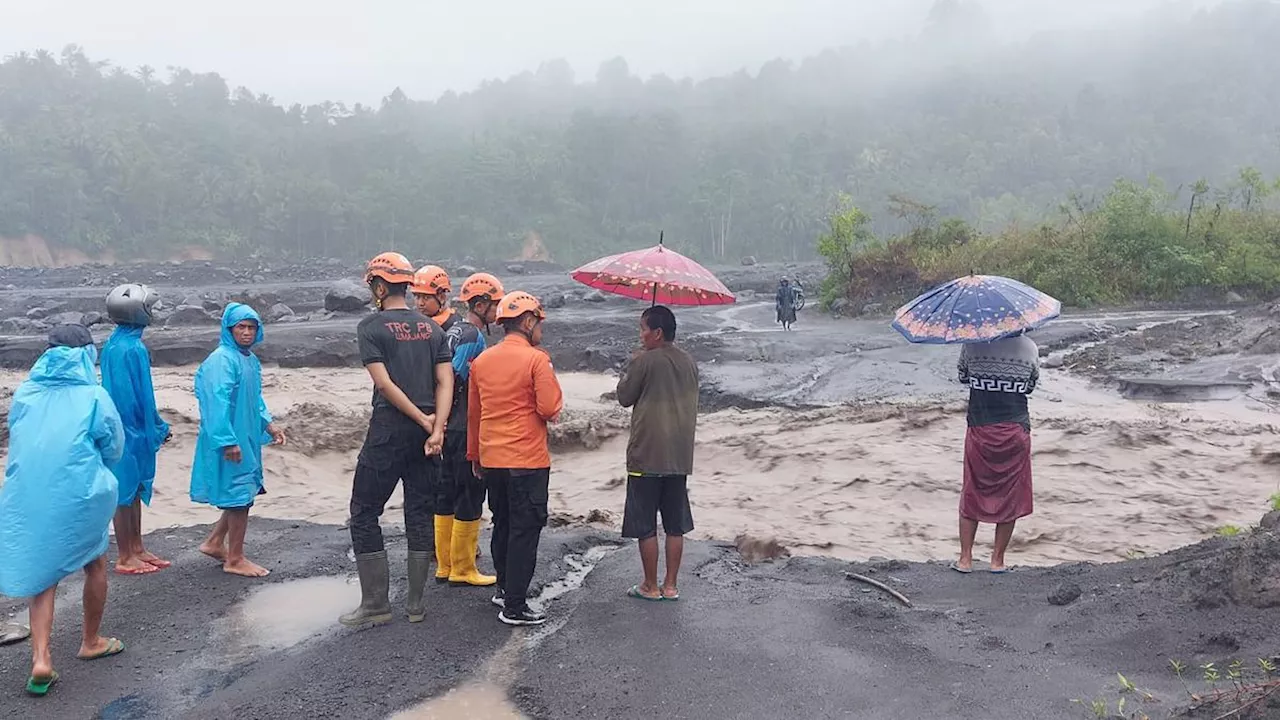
[0,324,128,696]
[190,303,286,578]
[100,284,173,576]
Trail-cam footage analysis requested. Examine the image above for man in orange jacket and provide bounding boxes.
[467,291,563,626]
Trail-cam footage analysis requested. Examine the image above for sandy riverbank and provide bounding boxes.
[3,366,1275,567]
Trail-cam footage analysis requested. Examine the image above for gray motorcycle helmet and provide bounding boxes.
[106,283,161,326]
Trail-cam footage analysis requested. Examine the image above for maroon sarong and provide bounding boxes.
[960,422,1033,524]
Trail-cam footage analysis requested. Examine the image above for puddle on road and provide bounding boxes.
[226,575,356,650]
[391,544,617,720]
[389,682,526,720]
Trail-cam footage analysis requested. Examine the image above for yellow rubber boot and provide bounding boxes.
[448,519,496,586]
[434,515,454,584]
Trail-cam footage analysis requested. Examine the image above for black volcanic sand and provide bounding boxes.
[2,521,1280,719]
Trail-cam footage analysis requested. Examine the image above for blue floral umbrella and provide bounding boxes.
[891,275,1061,344]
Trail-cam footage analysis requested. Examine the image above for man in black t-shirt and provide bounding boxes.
[340,252,454,628]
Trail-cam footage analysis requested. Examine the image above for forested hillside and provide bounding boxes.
[1,0,1277,264]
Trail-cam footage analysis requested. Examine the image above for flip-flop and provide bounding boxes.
[26,671,58,696]
[115,564,160,576]
[950,561,973,574]
[989,567,1013,575]
[662,590,680,602]
[78,637,125,661]
[627,585,663,602]
[141,558,172,569]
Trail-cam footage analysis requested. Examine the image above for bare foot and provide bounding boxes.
[115,558,160,575]
[223,558,270,578]
[30,658,54,681]
[629,583,662,600]
[138,551,171,569]
[199,542,227,562]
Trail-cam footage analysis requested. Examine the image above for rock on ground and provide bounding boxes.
[266,303,295,323]
[1047,582,1082,606]
[325,279,371,313]
[165,305,216,326]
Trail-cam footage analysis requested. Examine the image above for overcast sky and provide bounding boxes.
[1,0,1216,105]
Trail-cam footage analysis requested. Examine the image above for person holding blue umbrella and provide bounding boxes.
[892,275,1058,574]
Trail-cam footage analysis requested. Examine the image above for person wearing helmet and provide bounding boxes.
[1,324,126,696]
[190,304,286,578]
[467,291,563,626]
[100,284,173,576]
[342,252,454,627]
[434,272,505,587]
[412,265,458,332]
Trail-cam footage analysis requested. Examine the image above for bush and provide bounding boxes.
[820,170,1280,310]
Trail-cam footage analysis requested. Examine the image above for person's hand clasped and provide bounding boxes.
[223,445,243,463]
[425,429,445,457]
[267,424,287,446]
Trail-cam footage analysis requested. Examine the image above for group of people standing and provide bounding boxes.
[0,249,704,696]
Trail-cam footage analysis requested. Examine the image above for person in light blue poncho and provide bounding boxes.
[190,303,286,578]
[0,324,128,696]
[101,283,173,576]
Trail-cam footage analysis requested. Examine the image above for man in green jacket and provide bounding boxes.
[616,305,699,602]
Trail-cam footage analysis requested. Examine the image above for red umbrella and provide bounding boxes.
[571,239,735,306]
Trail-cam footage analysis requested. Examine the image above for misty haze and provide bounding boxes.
[4,3,1280,719]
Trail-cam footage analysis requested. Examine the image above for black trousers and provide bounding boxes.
[435,432,486,521]
[349,415,438,554]
[485,468,549,613]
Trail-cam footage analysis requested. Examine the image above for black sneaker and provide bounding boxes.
[491,588,505,608]
[499,607,547,626]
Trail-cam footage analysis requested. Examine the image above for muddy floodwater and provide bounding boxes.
[3,261,1278,569]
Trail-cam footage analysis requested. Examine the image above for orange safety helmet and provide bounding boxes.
[459,273,505,303]
[411,265,450,295]
[496,291,545,322]
[365,252,415,285]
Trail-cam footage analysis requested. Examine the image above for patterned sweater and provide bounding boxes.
[957,335,1040,429]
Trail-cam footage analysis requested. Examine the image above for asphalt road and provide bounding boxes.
[4,520,1277,720]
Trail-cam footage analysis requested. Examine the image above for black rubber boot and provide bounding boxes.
[339,550,393,627]
[406,550,431,623]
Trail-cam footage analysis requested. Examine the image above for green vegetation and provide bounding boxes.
[1073,659,1279,719]
[1216,524,1248,538]
[818,173,1280,309]
[1,1,1279,263]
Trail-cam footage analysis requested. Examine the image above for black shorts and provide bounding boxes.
[621,475,694,539]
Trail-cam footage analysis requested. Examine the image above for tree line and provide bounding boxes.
[1,0,1278,265]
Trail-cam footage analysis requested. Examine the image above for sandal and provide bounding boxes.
[627,585,663,602]
[26,671,58,696]
[78,637,125,661]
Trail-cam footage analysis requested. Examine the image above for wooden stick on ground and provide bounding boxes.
[845,572,913,608]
